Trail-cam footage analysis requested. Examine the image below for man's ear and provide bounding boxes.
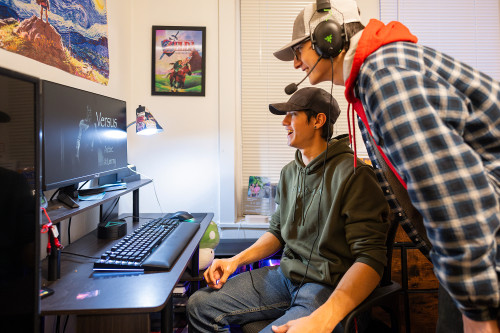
[315,113,327,128]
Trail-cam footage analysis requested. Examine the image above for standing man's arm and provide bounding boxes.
[204,232,282,289]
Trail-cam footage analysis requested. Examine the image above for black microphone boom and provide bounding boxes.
[284,56,323,95]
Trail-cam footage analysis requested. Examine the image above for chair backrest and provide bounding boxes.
[380,208,399,285]
[368,135,430,286]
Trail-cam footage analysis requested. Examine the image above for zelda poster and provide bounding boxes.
[0,0,110,85]
[152,26,205,96]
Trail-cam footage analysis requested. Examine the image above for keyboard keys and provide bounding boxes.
[93,217,184,271]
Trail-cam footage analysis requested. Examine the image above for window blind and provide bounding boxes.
[380,0,500,81]
[239,0,367,216]
[239,0,499,216]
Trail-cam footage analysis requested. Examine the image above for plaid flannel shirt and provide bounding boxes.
[355,41,500,321]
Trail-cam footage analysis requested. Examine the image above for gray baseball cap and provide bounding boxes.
[274,0,361,61]
[269,87,340,124]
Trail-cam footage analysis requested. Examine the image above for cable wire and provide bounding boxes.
[61,252,99,260]
[248,60,336,313]
[128,166,164,214]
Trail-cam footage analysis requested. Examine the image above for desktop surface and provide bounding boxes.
[41,212,212,315]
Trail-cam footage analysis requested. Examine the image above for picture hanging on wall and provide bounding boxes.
[152,26,206,96]
[0,0,110,85]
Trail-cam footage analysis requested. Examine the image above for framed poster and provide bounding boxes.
[152,26,206,96]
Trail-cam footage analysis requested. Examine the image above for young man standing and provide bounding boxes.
[187,87,389,332]
[273,1,500,332]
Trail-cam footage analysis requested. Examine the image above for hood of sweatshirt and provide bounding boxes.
[269,133,390,285]
[291,134,353,225]
[342,19,417,188]
[295,134,352,175]
[345,19,418,102]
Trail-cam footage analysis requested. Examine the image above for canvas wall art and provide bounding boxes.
[0,0,110,85]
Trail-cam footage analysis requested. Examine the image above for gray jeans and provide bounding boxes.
[436,285,463,333]
[187,265,365,333]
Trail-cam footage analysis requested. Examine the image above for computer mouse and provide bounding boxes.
[171,211,194,221]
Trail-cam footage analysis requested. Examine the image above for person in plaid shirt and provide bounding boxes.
[272,1,500,332]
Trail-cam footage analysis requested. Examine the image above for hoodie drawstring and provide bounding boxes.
[347,103,357,169]
[291,168,309,225]
[292,171,299,223]
[301,170,306,223]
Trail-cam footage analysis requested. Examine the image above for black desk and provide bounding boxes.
[43,179,153,281]
[215,238,259,257]
[41,212,213,333]
[215,238,283,260]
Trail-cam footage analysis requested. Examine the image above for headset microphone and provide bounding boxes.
[284,55,322,95]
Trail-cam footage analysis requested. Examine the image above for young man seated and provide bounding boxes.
[187,87,389,333]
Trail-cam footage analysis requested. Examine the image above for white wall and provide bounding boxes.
[1,0,237,251]
[0,0,381,248]
[120,0,228,222]
[0,1,133,246]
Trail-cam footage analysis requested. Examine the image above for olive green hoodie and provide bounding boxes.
[268,134,389,287]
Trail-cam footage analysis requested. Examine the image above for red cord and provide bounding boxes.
[354,317,358,333]
[347,103,352,144]
[347,103,357,170]
[351,104,357,169]
[41,207,63,253]
[41,207,52,233]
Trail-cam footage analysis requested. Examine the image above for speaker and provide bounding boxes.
[310,0,346,58]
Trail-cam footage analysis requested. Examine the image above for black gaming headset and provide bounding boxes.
[310,0,346,58]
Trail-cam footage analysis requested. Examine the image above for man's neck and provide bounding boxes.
[300,139,328,166]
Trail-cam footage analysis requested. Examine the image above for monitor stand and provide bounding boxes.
[57,184,79,208]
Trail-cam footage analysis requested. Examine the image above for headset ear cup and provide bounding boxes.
[312,20,345,58]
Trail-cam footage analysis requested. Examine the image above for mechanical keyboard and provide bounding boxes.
[93,217,200,272]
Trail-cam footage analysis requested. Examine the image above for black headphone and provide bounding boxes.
[310,0,346,58]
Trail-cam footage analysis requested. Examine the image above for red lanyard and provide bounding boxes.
[41,207,63,254]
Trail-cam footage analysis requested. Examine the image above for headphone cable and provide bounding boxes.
[248,59,335,313]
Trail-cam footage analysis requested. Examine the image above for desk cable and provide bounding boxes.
[128,166,164,215]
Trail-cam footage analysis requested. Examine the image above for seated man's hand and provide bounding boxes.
[203,258,238,290]
[271,315,332,333]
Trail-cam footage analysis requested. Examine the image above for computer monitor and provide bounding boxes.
[41,81,128,191]
[0,67,41,332]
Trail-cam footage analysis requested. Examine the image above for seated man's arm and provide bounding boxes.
[272,262,380,333]
[204,232,282,289]
[274,163,389,332]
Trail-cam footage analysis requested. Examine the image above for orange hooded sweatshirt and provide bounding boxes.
[344,19,418,188]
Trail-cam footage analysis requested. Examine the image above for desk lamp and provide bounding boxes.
[127,105,163,135]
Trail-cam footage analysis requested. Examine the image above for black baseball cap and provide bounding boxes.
[269,87,340,124]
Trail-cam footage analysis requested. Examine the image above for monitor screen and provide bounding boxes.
[0,67,40,332]
[42,81,128,190]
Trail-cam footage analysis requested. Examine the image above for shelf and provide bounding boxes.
[42,179,153,281]
[42,179,152,224]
